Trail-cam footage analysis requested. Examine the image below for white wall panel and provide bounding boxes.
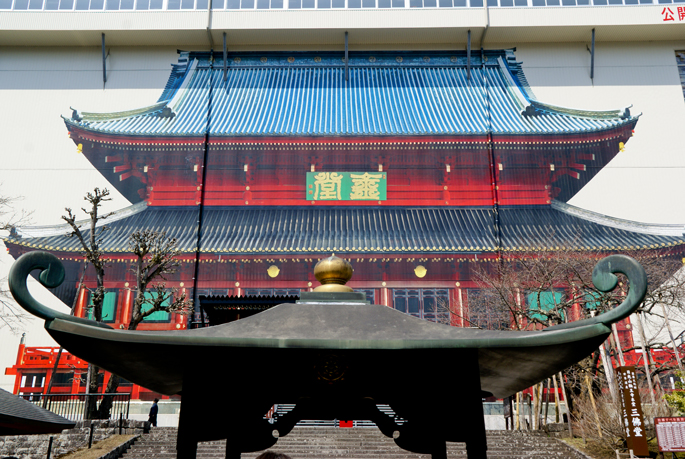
[515,42,685,224]
[0,46,177,391]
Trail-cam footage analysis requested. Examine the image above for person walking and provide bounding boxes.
[148,398,159,427]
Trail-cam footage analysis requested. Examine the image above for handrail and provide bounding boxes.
[22,392,132,422]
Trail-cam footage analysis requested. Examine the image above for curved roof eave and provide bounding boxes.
[4,204,684,257]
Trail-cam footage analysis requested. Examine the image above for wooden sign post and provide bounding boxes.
[616,366,649,457]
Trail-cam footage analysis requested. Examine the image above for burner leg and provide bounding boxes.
[177,434,198,459]
[225,440,242,459]
[431,441,447,459]
[177,386,199,459]
[465,441,487,459]
[463,354,487,459]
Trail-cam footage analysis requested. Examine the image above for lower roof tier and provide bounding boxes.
[5,201,684,255]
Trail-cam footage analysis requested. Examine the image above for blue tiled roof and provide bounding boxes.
[5,202,683,255]
[65,50,635,138]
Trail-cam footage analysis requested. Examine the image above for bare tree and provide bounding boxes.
[62,188,111,322]
[459,250,625,332]
[458,249,685,441]
[0,193,32,333]
[128,229,193,330]
[97,230,192,418]
[61,187,111,419]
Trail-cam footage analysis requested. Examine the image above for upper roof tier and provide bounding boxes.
[65,50,636,138]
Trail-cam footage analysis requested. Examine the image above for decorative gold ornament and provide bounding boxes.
[313,255,354,292]
[267,265,280,278]
[396,56,403,63]
[288,56,295,63]
[414,265,427,278]
[233,57,241,63]
[260,57,268,63]
[315,353,348,383]
[314,56,321,62]
[369,56,376,63]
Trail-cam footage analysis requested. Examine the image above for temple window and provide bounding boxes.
[244,288,302,297]
[20,373,46,388]
[51,371,75,387]
[466,289,511,330]
[141,291,172,323]
[392,288,449,323]
[527,291,563,323]
[0,0,667,9]
[87,291,118,323]
[354,288,376,303]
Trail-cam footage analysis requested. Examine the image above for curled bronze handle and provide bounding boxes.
[546,254,647,331]
[9,251,112,329]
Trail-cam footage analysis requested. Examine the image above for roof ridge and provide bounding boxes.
[9,201,148,239]
[551,200,685,237]
[73,101,172,122]
[530,100,634,120]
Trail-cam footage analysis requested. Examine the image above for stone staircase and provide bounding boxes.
[121,427,591,459]
[0,420,148,459]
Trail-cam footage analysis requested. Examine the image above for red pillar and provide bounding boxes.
[12,336,26,394]
[131,383,140,400]
[74,287,88,318]
[174,286,186,329]
[45,369,53,395]
[12,372,21,395]
[72,370,81,395]
[103,372,111,393]
[120,287,133,328]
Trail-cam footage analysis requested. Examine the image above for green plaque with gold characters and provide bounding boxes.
[306,172,387,201]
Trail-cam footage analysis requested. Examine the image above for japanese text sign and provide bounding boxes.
[306,172,387,201]
[616,366,649,457]
[662,6,685,21]
[656,417,685,452]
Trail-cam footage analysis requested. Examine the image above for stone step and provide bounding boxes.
[122,427,586,459]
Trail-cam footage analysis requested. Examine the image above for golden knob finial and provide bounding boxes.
[313,255,354,293]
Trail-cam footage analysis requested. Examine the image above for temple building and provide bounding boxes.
[2,0,685,403]
[4,49,685,382]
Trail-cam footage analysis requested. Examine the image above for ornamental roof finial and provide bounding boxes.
[313,255,353,293]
